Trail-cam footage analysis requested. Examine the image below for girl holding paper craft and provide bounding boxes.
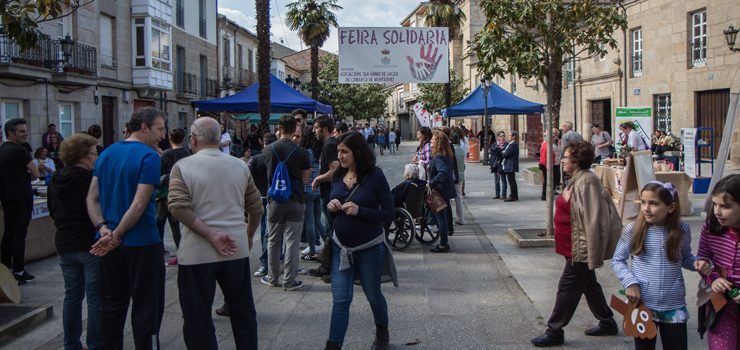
[696,174,740,350]
[611,181,707,350]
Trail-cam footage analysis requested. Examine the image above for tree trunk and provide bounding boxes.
[544,79,555,237]
[311,45,319,100]
[444,81,452,124]
[551,69,563,128]
[256,0,271,134]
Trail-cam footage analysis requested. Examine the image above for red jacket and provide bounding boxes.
[539,140,555,166]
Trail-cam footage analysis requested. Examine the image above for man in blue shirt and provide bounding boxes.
[86,107,166,350]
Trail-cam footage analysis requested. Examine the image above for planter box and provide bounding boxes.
[523,168,543,185]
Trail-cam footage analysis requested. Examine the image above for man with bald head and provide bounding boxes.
[168,117,264,349]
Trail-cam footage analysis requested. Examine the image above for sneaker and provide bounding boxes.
[253,266,267,277]
[165,257,178,266]
[14,271,35,285]
[260,276,278,287]
[301,253,317,261]
[297,267,308,275]
[301,246,312,255]
[283,280,304,291]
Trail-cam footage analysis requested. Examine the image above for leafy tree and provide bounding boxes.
[423,0,466,118]
[472,0,626,236]
[418,69,469,114]
[317,55,390,121]
[1,0,93,51]
[256,0,271,133]
[285,0,342,100]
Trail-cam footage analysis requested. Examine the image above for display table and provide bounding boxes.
[0,199,58,263]
[593,166,692,216]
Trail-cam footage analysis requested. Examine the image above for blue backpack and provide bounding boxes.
[268,144,298,203]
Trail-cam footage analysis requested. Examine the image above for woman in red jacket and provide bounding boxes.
[539,132,559,201]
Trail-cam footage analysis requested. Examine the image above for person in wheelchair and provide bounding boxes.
[391,164,427,207]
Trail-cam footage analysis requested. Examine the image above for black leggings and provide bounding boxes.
[634,322,687,350]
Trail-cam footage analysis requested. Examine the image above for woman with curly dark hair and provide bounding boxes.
[532,141,621,347]
[325,131,395,350]
[47,133,102,350]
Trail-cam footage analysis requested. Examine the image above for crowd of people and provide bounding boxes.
[1,110,739,350]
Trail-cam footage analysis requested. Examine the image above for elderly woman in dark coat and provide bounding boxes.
[502,130,520,202]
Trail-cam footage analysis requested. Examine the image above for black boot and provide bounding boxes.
[325,340,342,350]
[371,323,389,350]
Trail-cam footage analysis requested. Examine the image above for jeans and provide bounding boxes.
[304,193,325,254]
[60,251,102,350]
[0,197,33,273]
[258,198,269,268]
[178,258,258,349]
[329,241,388,344]
[453,183,464,224]
[100,243,165,350]
[156,208,181,249]
[389,143,396,154]
[494,172,507,198]
[434,200,451,245]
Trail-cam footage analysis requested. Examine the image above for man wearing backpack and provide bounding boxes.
[261,115,311,291]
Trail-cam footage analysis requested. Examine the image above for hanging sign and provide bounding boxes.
[615,107,653,149]
[338,27,450,84]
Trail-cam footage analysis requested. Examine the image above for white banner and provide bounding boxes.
[338,27,450,84]
[682,128,697,178]
[413,103,431,128]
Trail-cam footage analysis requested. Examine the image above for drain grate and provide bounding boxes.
[0,305,39,327]
[512,228,548,239]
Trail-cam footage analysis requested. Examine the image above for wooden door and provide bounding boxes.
[695,89,730,158]
[525,113,543,159]
[590,99,612,134]
[102,97,116,147]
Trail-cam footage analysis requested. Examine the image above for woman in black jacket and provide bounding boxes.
[47,133,102,350]
[428,129,457,253]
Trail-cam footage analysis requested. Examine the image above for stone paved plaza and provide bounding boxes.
[3,141,711,349]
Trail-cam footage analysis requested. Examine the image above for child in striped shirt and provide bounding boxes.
[611,181,708,350]
[696,174,740,350]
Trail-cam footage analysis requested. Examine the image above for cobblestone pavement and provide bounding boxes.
[3,141,711,349]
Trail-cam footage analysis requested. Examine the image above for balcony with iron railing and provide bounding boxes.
[205,78,218,97]
[0,34,97,77]
[237,69,256,87]
[176,72,198,96]
[689,42,706,67]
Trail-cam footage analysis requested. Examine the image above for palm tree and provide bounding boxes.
[424,0,466,120]
[256,0,271,133]
[285,0,342,100]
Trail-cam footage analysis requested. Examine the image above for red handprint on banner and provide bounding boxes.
[406,44,443,81]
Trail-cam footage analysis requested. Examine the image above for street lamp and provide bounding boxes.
[724,25,740,52]
[480,75,493,164]
[45,34,75,71]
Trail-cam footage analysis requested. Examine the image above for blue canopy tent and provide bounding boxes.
[193,74,333,113]
[444,82,544,117]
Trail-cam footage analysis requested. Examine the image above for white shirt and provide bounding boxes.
[627,131,648,151]
[220,132,231,155]
[388,131,396,143]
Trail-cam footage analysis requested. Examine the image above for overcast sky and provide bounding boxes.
[218,0,421,53]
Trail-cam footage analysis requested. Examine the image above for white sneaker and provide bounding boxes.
[301,246,311,255]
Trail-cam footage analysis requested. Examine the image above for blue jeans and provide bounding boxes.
[59,251,102,350]
[304,193,325,254]
[494,172,507,197]
[259,198,269,268]
[329,241,388,344]
[434,200,451,245]
[321,191,333,239]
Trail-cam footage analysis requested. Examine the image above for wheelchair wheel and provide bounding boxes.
[415,208,439,244]
[385,208,415,250]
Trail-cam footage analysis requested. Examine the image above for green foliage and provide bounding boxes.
[424,0,466,37]
[285,0,341,48]
[0,0,86,51]
[417,70,469,113]
[472,0,626,85]
[317,55,390,120]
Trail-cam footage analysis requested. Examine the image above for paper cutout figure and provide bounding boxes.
[697,279,728,312]
[610,294,657,339]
